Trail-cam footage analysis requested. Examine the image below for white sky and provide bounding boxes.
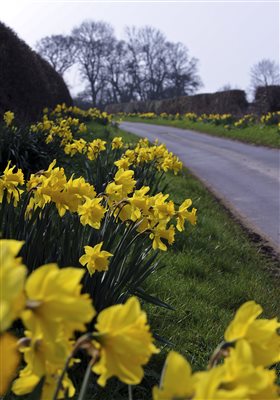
[1,0,279,97]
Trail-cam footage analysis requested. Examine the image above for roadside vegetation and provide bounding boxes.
[121,111,280,148]
[1,108,279,400]
[116,127,280,365]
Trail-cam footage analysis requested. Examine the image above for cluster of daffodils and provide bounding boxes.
[121,111,280,130]
[234,114,256,128]
[260,111,280,126]
[28,106,184,178]
[64,135,183,176]
[28,104,111,156]
[1,243,279,400]
[115,138,183,175]
[105,168,196,251]
[0,160,195,257]
[47,103,112,125]
[64,137,107,160]
[154,300,280,399]
[30,114,88,145]
[0,239,158,398]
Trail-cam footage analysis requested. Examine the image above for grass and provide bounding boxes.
[86,121,138,144]
[122,117,280,148]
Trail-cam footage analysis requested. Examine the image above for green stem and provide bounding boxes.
[52,353,73,400]
[128,385,133,400]
[77,358,95,400]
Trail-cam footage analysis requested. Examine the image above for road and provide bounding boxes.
[120,122,280,251]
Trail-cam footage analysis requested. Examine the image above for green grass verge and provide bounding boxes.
[122,117,280,148]
[115,126,280,374]
[85,121,138,144]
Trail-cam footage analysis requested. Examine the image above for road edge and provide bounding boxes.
[185,166,280,264]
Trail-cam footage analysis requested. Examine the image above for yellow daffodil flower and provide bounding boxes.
[0,239,27,332]
[92,297,159,386]
[150,223,175,251]
[0,333,20,396]
[78,197,106,229]
[21,264,95,341]
[114,157,132,170]
[13,366,75,400]
[79,242,113,276]
[3,111,14,126]
[176,199,197,231]
[0,162,24,206]
[114,169,136,197]
[194,340,279,399]
[111,137,124,149]
[224,301,280,367]
[153,351,195,400]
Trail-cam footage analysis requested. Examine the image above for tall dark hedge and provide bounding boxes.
[0,22,72,122]
[105,90,249,116]
[254,86,280,114]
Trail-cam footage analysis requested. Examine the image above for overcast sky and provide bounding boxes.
[2,1,279,97]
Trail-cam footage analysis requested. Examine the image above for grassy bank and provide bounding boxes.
[122,117,280,148]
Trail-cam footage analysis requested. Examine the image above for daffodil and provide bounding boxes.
[176,199,197,231]
[153,193,175,221]
[64,138,86,156]
[87,139,106,160]
[63,176,96,213]
[0,162,24,206]
[0,333,20,396]
[79,242,113,276]
[78,197,106,229]
[92,296,159,386]
[13,366,75,400]
[150,223,175,251]
[153,351,195,400]
[114,169,136,197]
[21,264,95,341]
[18,330,73,378]
[3,111,14,126]
[111,137,124,149]
[12,330,76,398]
[0,239,27,332]
[193,340,279,400]
[105,181,123,204]
[114,157,132,170]
[224,301,280,367]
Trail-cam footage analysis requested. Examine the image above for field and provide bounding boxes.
[1,109,279,400]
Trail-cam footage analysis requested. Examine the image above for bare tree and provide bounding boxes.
[104,40,134,103]
[125,26,169,100]
[164,41,202,97]
[250,59,279,93]
[37,20,202,106]
[72,20,115,106]
[125,26,202,101]
[36,35,76,76]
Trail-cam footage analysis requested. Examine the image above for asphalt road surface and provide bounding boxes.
[120,122,280,251]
